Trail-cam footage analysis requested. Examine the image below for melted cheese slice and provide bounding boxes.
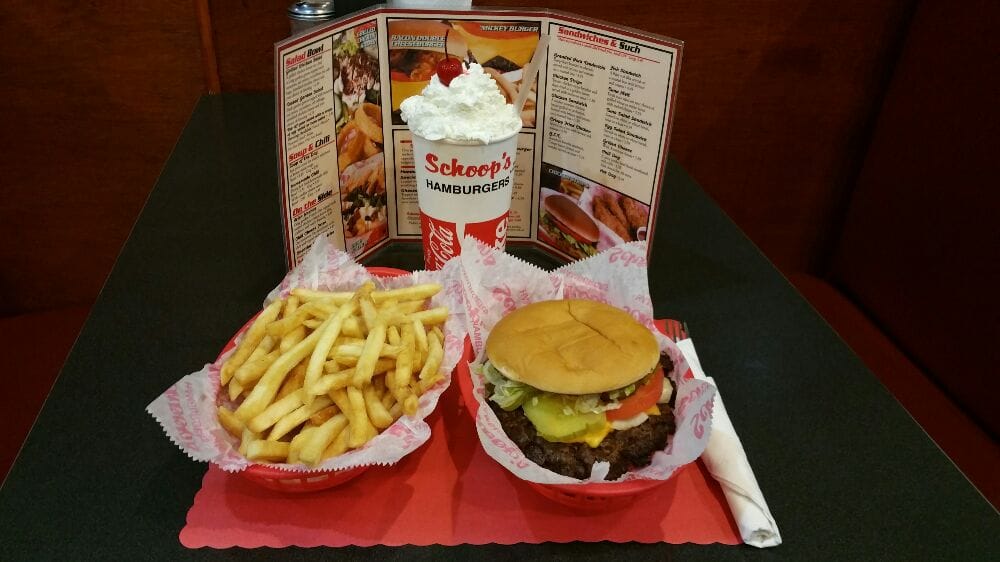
[572,421,613,448]
[547,406,664,448]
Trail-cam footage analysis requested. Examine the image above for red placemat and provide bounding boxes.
[180,340,741,547]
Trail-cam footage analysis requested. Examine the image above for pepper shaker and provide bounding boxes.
[288,2,337,35]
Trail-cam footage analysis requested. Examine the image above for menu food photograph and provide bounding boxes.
[388,19,540,128]
[331,22,389,255]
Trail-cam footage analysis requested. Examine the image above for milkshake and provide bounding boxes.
[401,61,522,270]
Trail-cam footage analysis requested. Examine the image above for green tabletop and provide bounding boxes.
[1,94,996,560]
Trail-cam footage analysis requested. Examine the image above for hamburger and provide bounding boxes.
[451,21,540,74]
[482,299,675,480]
[539,194,599,259]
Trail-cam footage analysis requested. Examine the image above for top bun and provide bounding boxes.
[485,300,660,395]
[543,195,599,244]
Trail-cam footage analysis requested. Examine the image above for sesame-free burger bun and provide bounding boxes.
[485,299,660,395]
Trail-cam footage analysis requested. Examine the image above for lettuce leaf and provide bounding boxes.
[482,361,622,414]
[540,213,598,258]
[481,361,538,411]
[334,35,360,58]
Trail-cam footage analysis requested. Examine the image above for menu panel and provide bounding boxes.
[279,35,339,263]
[509,132,536,239]
[542,23,673,203]
[391,130,420,237]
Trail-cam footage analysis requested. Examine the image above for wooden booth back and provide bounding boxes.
[2,0,915,312]
[830,0,1000,438]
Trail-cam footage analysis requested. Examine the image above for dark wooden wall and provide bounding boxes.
[209,1,291,91]
[0,1,205,314]
[1,0,916,314]
[207,0,382,91]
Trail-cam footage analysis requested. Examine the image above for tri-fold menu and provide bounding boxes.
[275,6,682,266]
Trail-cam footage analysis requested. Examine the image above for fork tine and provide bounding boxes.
[666,319,679,341]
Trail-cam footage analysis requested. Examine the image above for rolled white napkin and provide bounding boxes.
[677,339,782,548]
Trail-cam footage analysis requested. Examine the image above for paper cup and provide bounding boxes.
[412,131,520,270]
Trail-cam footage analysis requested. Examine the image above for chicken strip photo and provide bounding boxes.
[593,197,632,241]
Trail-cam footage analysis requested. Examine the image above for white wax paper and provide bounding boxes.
[147,235,467,472]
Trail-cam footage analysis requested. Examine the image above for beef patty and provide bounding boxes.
[487,355,677,480]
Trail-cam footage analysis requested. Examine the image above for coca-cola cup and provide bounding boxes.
[412,130,520,270]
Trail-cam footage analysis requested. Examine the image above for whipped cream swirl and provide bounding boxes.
[400,63,521,144]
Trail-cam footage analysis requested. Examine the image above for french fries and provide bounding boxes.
[418,332,444,382]
[217,281,448,467]
[269,397,332,441]
[246,440,290,462]
[247,389,306,434]
[217,406,244,438]
[298,413,350,466]
[363,384,394,429]
[276,364,306,400]
[220,300,282,386]
[345,386,377,448]
[304,301,357,404]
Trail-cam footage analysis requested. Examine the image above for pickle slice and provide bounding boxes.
[522,394,607,442]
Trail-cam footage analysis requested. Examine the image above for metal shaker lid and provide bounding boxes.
[287,2,337,22]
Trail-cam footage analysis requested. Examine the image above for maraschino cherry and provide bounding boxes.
[435,30,463,86]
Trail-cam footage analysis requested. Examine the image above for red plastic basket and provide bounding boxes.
[238,463,370,492]
[218,266,409,493]
[455,337,672,509]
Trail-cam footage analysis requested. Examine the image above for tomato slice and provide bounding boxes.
[605,368,664,421]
